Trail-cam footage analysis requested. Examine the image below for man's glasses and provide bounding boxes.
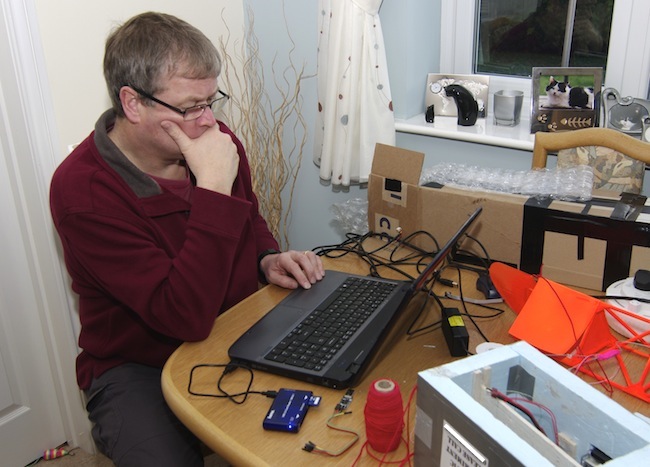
[129,85,230,121]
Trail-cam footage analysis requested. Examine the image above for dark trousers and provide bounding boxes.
[85,363,203,467]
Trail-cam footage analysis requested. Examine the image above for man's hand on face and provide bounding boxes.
[161,120,239,195]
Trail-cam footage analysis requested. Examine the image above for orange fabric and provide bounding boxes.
[488,262,537,314]
[509,277,616,355]
[489,262,650,402]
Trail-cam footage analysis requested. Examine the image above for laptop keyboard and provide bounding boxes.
[264,276,398,371]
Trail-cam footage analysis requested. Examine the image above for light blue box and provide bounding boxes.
[415,341,650,466]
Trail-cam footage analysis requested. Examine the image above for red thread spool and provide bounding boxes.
[364,378,404,453]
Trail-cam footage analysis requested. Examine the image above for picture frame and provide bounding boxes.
[425,73,490,118]
[602,87,650,137]
[531,67,603,133]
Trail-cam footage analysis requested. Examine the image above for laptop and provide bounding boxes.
[228,207,482,389]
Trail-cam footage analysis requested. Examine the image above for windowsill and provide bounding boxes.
[395,113,536,152]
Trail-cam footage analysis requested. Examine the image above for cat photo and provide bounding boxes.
[531,67,603,133]
[542,76,594,109]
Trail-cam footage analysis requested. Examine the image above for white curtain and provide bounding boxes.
[314,0,395,186]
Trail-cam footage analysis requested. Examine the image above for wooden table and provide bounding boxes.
[162,252,648,466]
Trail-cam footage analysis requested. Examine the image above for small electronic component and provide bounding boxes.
[441,307,469,356]
[425,104,435,123]
[303,389,360,455]
[263,389,320,433]
[335,389,354,412]
[581,445,612,466]
[476,273,501,300]
[507,365,535,399]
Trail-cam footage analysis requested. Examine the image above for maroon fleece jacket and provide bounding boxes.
[50,110,278,389]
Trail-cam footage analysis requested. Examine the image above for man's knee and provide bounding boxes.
[85,364,202,466]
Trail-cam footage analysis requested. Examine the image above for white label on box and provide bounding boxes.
[373,213,400,237]
[381,178,407,207]
[441,421,488,467]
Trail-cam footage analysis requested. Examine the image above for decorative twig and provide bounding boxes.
[218,6,307,249]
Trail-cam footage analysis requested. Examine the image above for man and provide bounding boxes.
[50,11,324,466]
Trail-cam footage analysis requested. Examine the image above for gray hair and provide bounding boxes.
[104,12,221,116]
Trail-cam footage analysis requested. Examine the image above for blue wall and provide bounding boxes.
[381,0,440,120]
[245,1,647,251]
[245,0,368,251]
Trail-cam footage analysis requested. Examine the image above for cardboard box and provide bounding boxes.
[414,341,650,466]
[521,196,650,291]
[367,144,527,269]
[418,184,528,269]
[367,143,424,241]
[367,143,650,291]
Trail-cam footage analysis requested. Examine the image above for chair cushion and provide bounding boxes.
[557,146,645,195]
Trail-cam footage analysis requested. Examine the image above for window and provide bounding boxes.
[476,0,614,77]
[441,0,650,101]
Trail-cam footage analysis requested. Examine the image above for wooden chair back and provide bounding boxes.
[532,127,649,195]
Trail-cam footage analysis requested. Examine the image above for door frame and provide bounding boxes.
[1,0,92,453]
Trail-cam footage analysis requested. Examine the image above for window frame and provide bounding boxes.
[440,0,650,107]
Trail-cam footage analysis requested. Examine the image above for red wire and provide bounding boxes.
[490,388,547,436]
[509,395,559,444]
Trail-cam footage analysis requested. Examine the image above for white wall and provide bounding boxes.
[34,0,348,250]
[34,0,245,161]
[33,0,359,252]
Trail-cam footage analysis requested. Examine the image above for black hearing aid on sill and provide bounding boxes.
[445,84,478,126]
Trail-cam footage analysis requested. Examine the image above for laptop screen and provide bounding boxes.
[411,206,482,293]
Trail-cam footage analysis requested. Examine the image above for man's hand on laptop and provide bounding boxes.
[260,250,325,290]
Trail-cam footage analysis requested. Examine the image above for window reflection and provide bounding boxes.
[475,0,614,78]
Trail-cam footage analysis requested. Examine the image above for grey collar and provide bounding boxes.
[93,109,162,198]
